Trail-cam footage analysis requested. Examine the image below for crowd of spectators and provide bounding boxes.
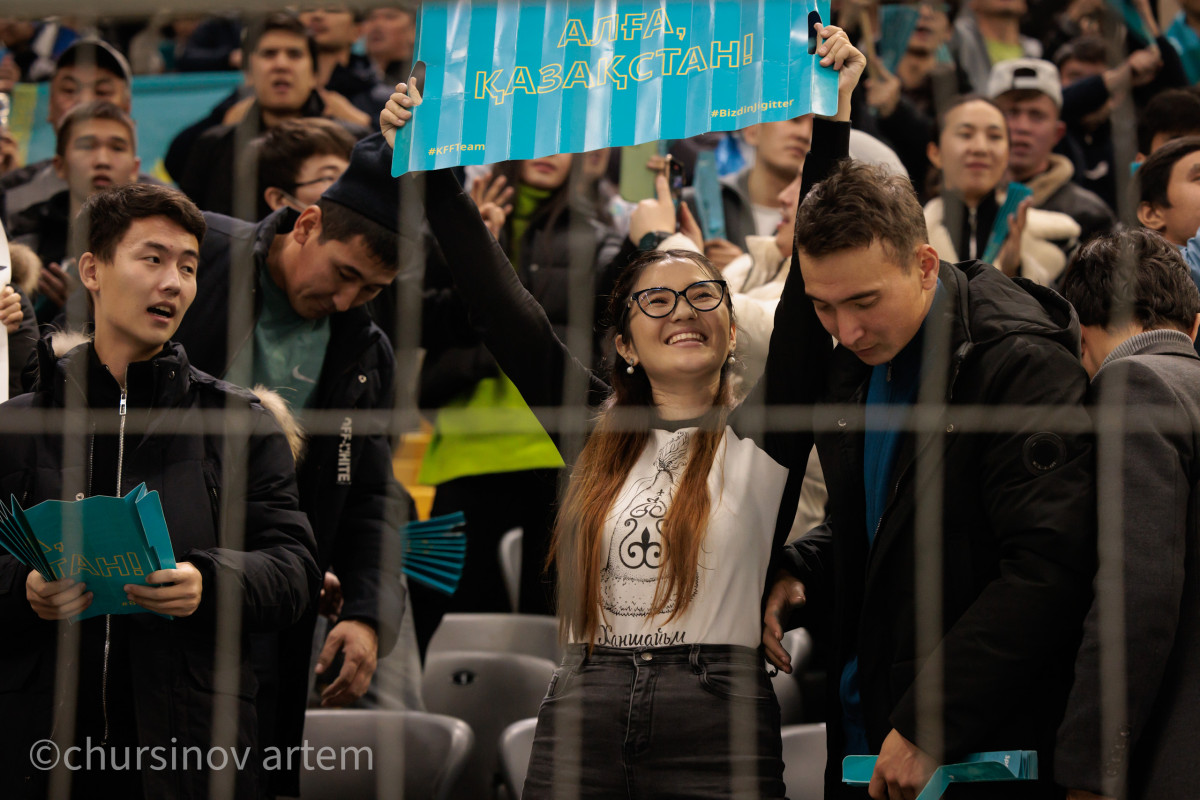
[1,2,1199,798]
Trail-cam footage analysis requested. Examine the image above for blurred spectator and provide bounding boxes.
[0,39,135,229]
[580,147,634,238]
[175,13,243,72]
[683,116,812,270]
[1166,0,1200,84]
[0,17,78,82]
[866,0,970,198]
[126,12,206,74]
[1055,36,1124,208]
[173,11,368,218]
[1136,137,1200,260]
[0,50,17,96]
[1136,87,1200,160]
[1039,0,1106,60]
[363,6,416,88]
[0,121,17,175]
[925,95,1079,284]
[299,4,391,121]
[951,0,1042,93]
[988,58,1114,243]
[254,116,355,220]
[9,101,140,326]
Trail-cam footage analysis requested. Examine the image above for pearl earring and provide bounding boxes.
[626,360,636,374]
[728,351,736,365]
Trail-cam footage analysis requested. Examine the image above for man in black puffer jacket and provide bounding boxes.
[762,132,1096,800]
[172,131,414,798]
[0,184,320,800]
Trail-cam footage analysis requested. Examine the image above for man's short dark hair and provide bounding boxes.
[255,118,356,214]
[1061,228,1200,333]
[1137,136,1200,211]
[242,11,319,72]
[82,184,207,263]
[794,159,929,265]
[55,100,137,159]
[1137,88,1200,154]
[1054,36,1109,69]
[316,198,398,271]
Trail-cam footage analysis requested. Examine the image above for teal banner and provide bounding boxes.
[392,0,837,176]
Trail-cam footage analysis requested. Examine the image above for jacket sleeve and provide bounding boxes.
[890,334,1096,758]
[183,406,322,634]
[421,168,610,423]
[733,119,847,469]
[1055,361,1193,795]
[327,344,412,656]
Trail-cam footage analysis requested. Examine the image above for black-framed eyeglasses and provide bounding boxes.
[628,280,728,318]
[294,174,341,189]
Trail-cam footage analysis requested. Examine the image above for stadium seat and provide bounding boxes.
[299,709,473,800]
[781,722,827,800]
[498,527,523,611]
[427,612,561,664]
[498,717,538,800]
[423,651,556,800]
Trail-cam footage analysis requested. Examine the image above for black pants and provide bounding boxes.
[410,467,561,655]
[524,644,787,800]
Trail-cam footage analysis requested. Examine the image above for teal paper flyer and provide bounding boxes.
[392,0,837,176]
[0,484,178,622]
[843,750,1038,799]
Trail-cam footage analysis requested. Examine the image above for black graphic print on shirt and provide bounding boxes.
[601,430,699,616]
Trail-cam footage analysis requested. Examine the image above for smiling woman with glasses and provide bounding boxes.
[380,22,865,799]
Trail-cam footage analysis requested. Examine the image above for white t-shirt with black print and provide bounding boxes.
[590,425,789,650]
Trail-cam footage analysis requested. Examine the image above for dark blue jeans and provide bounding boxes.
[523,644,787,800]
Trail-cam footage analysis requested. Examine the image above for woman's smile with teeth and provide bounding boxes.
[667,331,705,345]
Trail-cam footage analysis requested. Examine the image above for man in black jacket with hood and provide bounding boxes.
[0,183,320,799]
[172,131,413,797]
[762,138,1096,799]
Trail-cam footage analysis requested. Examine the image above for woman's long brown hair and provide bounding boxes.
[549,250,735,646]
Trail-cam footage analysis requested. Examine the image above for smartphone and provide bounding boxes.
[662,155,684,209]
[692,151,726,241]
[619,141,661,203]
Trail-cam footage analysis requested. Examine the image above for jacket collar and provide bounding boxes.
[1023,154,1075,207]
[36,337,193,410]
[1096,329,1199,377]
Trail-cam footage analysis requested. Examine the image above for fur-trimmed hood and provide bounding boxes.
[1023,154,1076,208]
[924,192,1080,286]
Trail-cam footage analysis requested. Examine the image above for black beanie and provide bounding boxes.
[320,132,400,233]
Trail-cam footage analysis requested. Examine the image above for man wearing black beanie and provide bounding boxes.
[172,131,412,799]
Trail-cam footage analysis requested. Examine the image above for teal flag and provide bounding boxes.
[392,0,837,176]
[844,750,1038,799]
[0,484,178,621]
[981,181,1033,264]
[878,5,921,76]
